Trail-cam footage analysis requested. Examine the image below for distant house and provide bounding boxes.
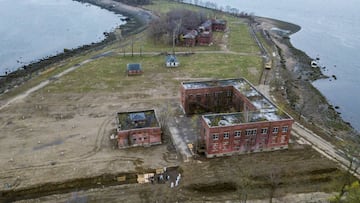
[211,19,227,31]
[165,55,179,67]
[182,30,198,47]
[197,31,213,45]
[112,109,162,149]
[127,63,143,76]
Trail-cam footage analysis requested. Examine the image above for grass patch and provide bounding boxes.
[228,22,260,53]
[44,53,262,93]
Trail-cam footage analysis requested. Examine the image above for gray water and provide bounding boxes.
[194,0,360,131]
[0,0,125,75]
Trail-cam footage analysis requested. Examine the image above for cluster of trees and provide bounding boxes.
[171,0,254,18]
[148,9,207,44]
[113,0,152,6]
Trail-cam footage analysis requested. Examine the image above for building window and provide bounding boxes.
[213,134,219,140]
[245,129,257,136]
[224,132,230,139]
[234,131,241,138]
[227,90,232,97]
[281,135,287,143]
[282,126,288,133]
[196,94,201,102]
[272,127,279,133]
[261,128,268,134]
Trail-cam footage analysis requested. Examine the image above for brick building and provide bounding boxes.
[180,18,226,46]
[182,30,198,47]
[113,110,162,149]
[127,63,143,76]
[180,78,294,158]
[211,19,227,31]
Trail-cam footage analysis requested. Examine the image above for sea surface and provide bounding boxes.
[194,0,360,131]
[0,0,125,75]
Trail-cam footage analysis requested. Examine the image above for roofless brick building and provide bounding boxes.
[180,78,294,158]
[114,110,161,149]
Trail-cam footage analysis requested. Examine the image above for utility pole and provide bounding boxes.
[172,19,182,55]
[131,37,134,57]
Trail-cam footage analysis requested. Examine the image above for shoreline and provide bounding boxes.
[0,0,153,95]
[254,16,357,137]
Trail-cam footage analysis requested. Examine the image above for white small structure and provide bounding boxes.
[311,60,318,68]
[166,55,179,67]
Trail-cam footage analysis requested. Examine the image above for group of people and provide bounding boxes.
[149,167,181,188]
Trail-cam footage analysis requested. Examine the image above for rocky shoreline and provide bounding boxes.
[254,16,357,138]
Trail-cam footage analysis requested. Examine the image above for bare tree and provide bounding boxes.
[336,137,360,201]
[266,165,283,203]
[148,9,206,45]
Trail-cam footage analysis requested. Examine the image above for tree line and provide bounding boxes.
[171,0,255,18]
[113,0,152,6]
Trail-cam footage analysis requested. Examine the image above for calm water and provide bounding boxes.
[198,0,360,131]
[0,0,125,75]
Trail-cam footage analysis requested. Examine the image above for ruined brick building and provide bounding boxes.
[180,78,294,158]
[113,110,162,149]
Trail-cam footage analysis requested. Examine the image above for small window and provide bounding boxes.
[234,131,241,138]
[282,126,288,133]
[224,132,230,139]
[227,90,232,97]
[246,129,257,135]
[213,134,219,140]
[273,127,279,133]
[261,128,268,134]
[143,137,147,140]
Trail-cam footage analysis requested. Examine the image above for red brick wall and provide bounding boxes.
[212,24,226,31]
[128,70,143,76]
[197,34,212,45]
[184,38,196,47]
[201,118,294,157]
[181,85,234,114]
[117,127,161,148]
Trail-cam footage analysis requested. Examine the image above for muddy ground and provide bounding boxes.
[0,89,345,202]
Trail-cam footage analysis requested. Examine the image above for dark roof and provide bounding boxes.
[127,63,142,71]
[166,55,178,63]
